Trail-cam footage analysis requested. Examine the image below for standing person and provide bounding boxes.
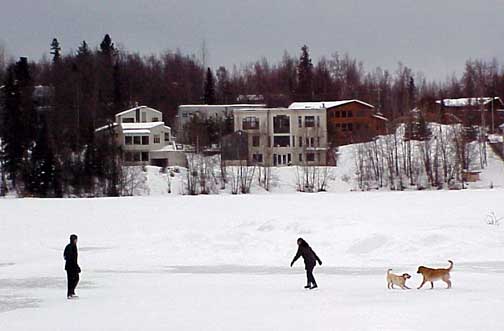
[290,238,322,289]
[64,234,81,299]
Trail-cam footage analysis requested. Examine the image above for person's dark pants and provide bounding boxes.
[66,271,79,297]
[306,265,317,286]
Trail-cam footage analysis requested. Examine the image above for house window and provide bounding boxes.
[154,135,160,144]
[125,136,133,145]
[292,136,296,147]
[335,111,341,118]
[288,154,292,164]
[310,137,314,147]
[164,133,170,141]
[133,152,141,162]
[141,112,147,123]
[124,152,133,162]
[317,137,320,146]
[342,123,347,131]
[252,135,260,147]
[141,152,149,162]
[122,118,134,123]
[348,123,353,131]
[182,112,188,118]
[273,136,290,147]
[133,136,141,145]
[342,111,347,118]
[298,116,302,128]
[348,111,353,117]
[306,137,309,146]
[307,153,315,162]
[317,116,320,127]
[305,116,315,127]
[242,117,260,130]
[273,115,290,133]
[299,154,303,162]
[142,136,149,145]
[152,117,159,122]
[299,137,303,147]
[252,154,263,163]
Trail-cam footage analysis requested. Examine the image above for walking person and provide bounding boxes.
[64,234,81,299]
[290,238,322,289]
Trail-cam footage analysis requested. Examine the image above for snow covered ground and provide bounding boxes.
[1,190,504,330]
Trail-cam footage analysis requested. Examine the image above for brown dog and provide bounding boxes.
[417,260,453,289]
[386,269,411,289]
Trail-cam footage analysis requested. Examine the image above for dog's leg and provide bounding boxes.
[418,279,426,289]
[404,285,411,289]
[391,283,395,289]
[387,282,390,289]
[430,281,434,289]
[444,279,452,289]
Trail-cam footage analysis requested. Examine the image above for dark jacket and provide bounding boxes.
[64,243,81,273]
[291,245,322,269]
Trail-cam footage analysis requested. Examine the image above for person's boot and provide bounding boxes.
[309,283,318,290]
[304,284,311,289]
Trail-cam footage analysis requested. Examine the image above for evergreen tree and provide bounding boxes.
[296,45,313,101]
[77,40,90,58]
[204,67,216,105]
[50,38,61,63]
[28,119,57,197]
[408,76,416,110]
[1,59,35,189]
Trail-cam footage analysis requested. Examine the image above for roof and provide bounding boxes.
[436,97,504,108]
[115,106,162,117]
[289,100,375,110]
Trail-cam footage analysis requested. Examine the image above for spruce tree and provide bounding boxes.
[297,45,313,101]
[50,38,61,63]
[203,67,216,105]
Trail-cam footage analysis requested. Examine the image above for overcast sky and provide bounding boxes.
[1,0,503,81]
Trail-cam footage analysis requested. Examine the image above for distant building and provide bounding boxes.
[176,104,267,136]
[96,106,186,167]
[436,97,504,130]
[289,100,388,146]
[230,107,328,166]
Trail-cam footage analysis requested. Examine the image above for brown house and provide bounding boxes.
[289,100,388,146]
[436,97,504,131]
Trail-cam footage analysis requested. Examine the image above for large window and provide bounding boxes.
[307,153,315,162]
[133,136,141,145]
[242,117,260,130]
[273,136,290,147]
[141,152,149,162]
[152,117,159,122]
[298,116,302,128]
[142,136,149,145]
[305,116,315,127]
[122,118,134,123]
[164,133,170,141]
[273,115,290,133]
[125,136,133,145]
[252,154,263,163]
[154,135,161,144]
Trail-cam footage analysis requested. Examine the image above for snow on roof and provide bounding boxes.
[115,106,162,117]
[436,97,504,108]
[121,122,165,130]
[123,129,151,135]
[289,100,375,110]
[372,114,389,121]
[95,123,119,132]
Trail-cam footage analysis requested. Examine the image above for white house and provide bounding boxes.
[96,106,186,167]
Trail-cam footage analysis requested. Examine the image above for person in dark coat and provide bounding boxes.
[64,234,81,299]
[290,238,322,289]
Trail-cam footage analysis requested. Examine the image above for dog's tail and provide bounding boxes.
[447,260,453,271]
[387,268,392,274]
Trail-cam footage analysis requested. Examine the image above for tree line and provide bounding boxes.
[0,34,503,197]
